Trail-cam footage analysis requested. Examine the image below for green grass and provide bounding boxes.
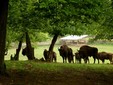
[2,44,113,85]
[5,44,113,64]
[3,60,113,85]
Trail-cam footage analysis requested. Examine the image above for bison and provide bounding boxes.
[43,49,57,62]
[97,52,113,64]
[58,45,74,63]
[75,52,89,64]
[75,52,81,63]
[22,47,27,56]
[43,49,49,61]
[22,47,35,60]
[78,45,99,64]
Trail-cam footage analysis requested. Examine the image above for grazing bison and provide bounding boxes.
[58,45,74,63]
[97,52,113,64]
[78,45,99,64]
[43,49,57,62]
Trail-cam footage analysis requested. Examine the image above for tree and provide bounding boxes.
[0,0,9,75]
[32,0,110,61]
[8,0,38,60]
[85,0,113,40]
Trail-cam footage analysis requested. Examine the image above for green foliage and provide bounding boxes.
[90,0,113,40]
[7,0,113,44]
[32,0,111,36]
[7,0,44,46]
[29,31,50,42]
[8,0,36,31]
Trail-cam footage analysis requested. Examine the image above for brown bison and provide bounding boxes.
[75,52,89,64]
[22,47,35,60]
[75,52,81,63]
[43,49,49,61]
[97,52,113,64]
[43,49,57,62]
[58,45,74,63]
[22,47,27,56]
[78,45,99,64]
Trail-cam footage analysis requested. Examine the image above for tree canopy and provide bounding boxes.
[8,0,113,42]
[32,0,112,36]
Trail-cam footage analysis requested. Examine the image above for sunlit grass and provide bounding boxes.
[5,44,113,64]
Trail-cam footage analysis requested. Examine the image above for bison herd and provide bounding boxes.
[43,45,113,64]
[75,45,113,64]
[22,44,113,64]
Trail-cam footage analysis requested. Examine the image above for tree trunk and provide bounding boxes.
[48,34,59,62]
[25,32,35,60]
[13,36,23,60]
[0,0,9,76]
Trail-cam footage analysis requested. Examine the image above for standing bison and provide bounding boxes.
[58,45,74,63]
[78,45,99,64]
[43,49,57,62]
[22,47,35,60]
[22,47,27,56]
[97,52,113,64]
[75,52,81,63]
[43,49,49,61]
[75,52,89,64]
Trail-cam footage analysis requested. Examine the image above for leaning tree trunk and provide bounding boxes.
[13,35,23,60]
[48,34,59,62]
[0,0,9,75]
[25,32,35,60]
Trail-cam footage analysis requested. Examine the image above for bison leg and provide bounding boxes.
[71,57,74,63]
[87,58,90,64]
[84,58,87,64]
[79,59,81,64]
[72,59,74,63]
[93,57,96,64]
[102,60,105,64]
[64,57,67,63]
[109,56,113,64]
[54,57,57,62]
[109,59,112,64]
[84,57,89,64]
[98,59,100,64]
[96,57,100,64]
[62,57,65,63]
[76,57,81,64]
[67,57,71,63]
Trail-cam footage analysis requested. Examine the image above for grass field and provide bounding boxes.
[1,60,113,85]
[5,43,113,63]
[1,44,113,85]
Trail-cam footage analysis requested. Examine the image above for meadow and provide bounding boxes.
[1,43,113,85]
[5,43,113,63]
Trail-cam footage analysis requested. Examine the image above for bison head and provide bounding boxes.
[22,48,27,56]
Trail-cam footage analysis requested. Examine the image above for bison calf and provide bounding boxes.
[97,52,113,64]
[75,52,81,63]
[75,52,89,64]
[43,49,57,62]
